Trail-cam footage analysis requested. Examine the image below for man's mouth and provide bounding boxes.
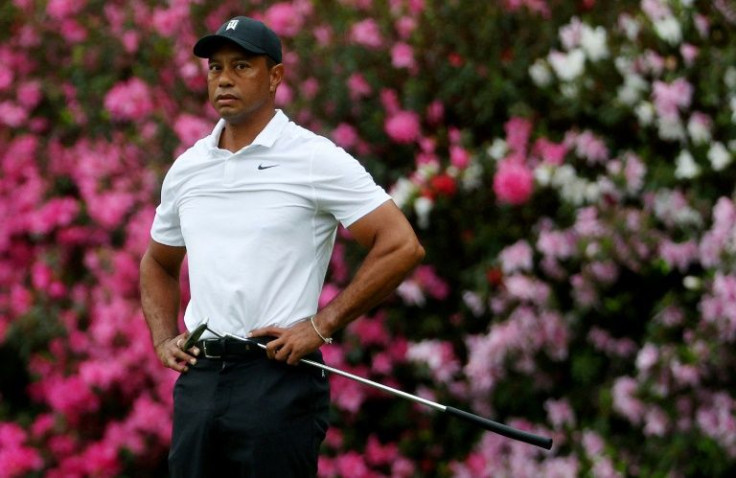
[216,94,238,104]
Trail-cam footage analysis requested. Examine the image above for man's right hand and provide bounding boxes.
[155,334,200,373]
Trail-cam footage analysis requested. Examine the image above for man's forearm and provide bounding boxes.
[140,254,182,347]
[317,237,424,337]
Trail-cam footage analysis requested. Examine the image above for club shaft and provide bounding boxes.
[300,358,445,411]
[249,339,553,449]
[300,357,552,450]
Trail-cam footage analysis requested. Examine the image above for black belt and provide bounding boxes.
[195,337,271,360]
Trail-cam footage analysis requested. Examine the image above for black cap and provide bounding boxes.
[193,16,282,64]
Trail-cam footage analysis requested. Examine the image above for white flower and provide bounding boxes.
[534,164,554,186]
[618,13,641,40]
[614,56,633,75]
[561,83,579,99]
[708,142,732,171]
[683,276,701,290]
[654,16,682,45]
[635,102,655,126]
[559,17,583,50]
[413,196,433,229]
[487,138,508,160]
[657,116,685,141]
[581,25,608,61]
[618,73,648,105]
[548,48,586,81]
[686,114,712,144]
[529,59,552,87]
[461,162,483,190]
[585,182,601,203]
[551,165,589,206]
[725,67,736,90]
[390,178,417,209]
[674,150,700,179]
[417,161,439,179]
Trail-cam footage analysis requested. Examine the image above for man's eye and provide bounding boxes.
[208,64,220,71]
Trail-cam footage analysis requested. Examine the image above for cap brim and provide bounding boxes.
[193,34,267,59]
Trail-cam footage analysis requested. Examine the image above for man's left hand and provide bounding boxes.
[249,319,325,365]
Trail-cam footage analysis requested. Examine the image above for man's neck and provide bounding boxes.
[218,109,276,152]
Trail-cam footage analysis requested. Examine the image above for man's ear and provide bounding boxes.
[269,64,284,93]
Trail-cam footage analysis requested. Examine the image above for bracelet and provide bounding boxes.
[310,316,333,344]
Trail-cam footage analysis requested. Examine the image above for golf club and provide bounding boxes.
[232,334,553,450]
[182,321,552,449]
[181,318,210,350]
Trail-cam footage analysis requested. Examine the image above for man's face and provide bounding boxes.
[206,43,280,124]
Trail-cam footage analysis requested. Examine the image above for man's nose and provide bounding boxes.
[218,67,235,86]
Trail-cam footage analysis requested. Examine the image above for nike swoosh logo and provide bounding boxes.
[258,164,279,170]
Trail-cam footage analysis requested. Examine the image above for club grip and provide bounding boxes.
[444,406,553,450]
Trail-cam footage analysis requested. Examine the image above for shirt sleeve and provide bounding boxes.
[310,140,392,228]
[150,170,186,246]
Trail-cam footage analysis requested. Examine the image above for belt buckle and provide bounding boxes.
[201,340,221,359]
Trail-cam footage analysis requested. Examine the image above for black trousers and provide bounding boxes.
[169,353,330,478]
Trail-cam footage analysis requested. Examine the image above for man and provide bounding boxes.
[139,16,425,478]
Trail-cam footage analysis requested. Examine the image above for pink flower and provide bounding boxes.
[0,101,28,127]
[573,130,609,164]
[331,123,359,149]
[365,435,398,466]
[104,77,154,121]
[545,398,576,428]
[652,78,693,120]
[414,265,450,300]
[335,451,370,478]
[391,42,415,69]
[275,81,293,106]
[347,73,372,99]
[330,375,365,413]
[46,0,84,19]
[151,6,188,37]
[348,315,389,346]
[350,19,383,49]
[425,100,444,124]
[450,145,470,168]
[380,88,400,114]
[504,117,533,155]
[407,339,460,382]
[612,376,644,424]
[384,110,421,144]
[60,19,87,43]
[503,0,551,17]
[493,159,534,205]
[16,81,43,109]
[86,191,135,229]
[300,77,320,100]
[658,239,698,272]
[173,114,211,148]
[680,43,699,66]
[536,228,576,259]
[265,3,304,37]
[533,137,567,165]
[394,16,417,39]
[499,240,533,273]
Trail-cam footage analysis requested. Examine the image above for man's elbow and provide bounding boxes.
[403,236,425,270]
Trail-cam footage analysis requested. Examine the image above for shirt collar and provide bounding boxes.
[207,109,289,151]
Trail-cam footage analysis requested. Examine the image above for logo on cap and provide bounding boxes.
[226,20,239,31]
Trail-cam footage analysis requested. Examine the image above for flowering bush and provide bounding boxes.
[1,0,736,477]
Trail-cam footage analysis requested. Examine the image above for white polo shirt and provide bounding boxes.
[151,110,391,337]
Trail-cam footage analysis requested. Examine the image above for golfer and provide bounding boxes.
[139,15,425,477]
